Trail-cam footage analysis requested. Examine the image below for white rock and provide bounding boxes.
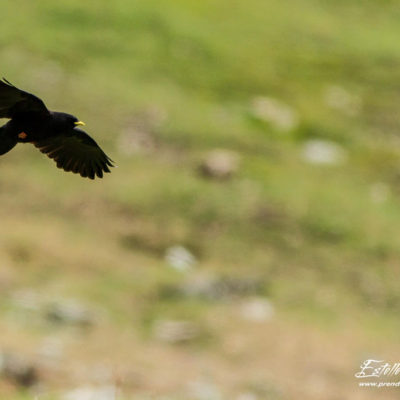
[251,96,298,131]
[0,352,39,387]
[200,149,240,180]
[62,385,117,400]
[240,298,275,322]
[165,246,196,272]
[153,319,199,343]
[187,379,223,400]
[301,139,347,165]
[46,299,98,327]
[236,392,258,400]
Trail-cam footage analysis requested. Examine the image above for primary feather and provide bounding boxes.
[34,129,114,179]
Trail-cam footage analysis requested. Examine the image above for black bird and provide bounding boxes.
[0,78,113,179]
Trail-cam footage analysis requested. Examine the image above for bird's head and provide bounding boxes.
[53,112,86,129]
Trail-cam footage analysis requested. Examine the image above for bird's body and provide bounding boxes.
[0,78,113,179]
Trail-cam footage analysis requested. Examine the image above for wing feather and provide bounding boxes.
[33,128,114,179]
[0,78,50,118]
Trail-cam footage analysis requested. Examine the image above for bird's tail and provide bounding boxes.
[0,126,18,156]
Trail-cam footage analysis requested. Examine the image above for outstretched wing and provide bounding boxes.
[33,128,114,179]
[0,78,50,119]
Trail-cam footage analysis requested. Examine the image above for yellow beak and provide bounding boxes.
[74,121,86,127]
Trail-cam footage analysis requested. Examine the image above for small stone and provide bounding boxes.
[187,379,223,400]
[251,96,298,131]
[153,319,199,344]
[181,274,225,300]
[62,385,117,400]
[236,392,258,400]
[46,299,98,327]
[181,275,264,300]
[0,352,39,387]
[165,246,197,272]
[200,149,240,180]
[239,298,275,322]
[301,139,347,165]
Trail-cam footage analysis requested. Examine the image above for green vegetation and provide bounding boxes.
[1,1,400,399]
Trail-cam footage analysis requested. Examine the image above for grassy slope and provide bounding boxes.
[1,0,400,398]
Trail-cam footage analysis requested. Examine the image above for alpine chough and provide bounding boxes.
[0,78,114,179]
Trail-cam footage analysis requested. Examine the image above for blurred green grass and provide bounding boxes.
[2,0,400,398]
[1,0,399,343]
